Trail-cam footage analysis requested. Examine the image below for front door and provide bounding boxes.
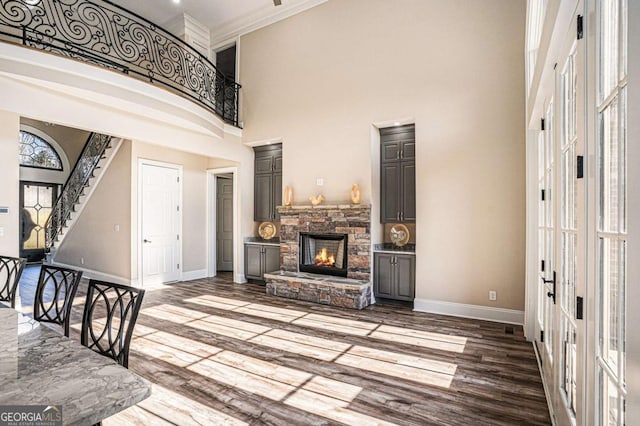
[140,162,181,286]
[216,176,233,272]
[19,181,58,262]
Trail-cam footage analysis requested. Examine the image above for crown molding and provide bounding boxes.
[210,0,328,47]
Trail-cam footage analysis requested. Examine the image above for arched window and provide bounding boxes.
[19,131,63,170]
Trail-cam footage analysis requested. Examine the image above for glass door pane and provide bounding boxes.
[20,182,58,262]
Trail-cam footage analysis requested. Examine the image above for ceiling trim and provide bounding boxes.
[210,0,328,47]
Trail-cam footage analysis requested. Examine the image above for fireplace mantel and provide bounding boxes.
[278,203,372,212]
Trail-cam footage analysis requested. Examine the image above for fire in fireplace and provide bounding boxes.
[299,232,348,277]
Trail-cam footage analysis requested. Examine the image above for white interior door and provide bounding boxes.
[140,162,181,286]
[554,8,586,424]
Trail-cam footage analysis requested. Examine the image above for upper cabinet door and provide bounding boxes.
[273,172,282,221]
[273,153,283,173]
[401,161,416,222]
[401,140,415,160]
[381,141,401,162]
[255,155,273,174]
[254,174,273,221]
[381,163,401,222]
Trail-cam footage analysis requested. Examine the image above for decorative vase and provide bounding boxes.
[284,186,293,206]
[351,184,362,204]
[309,194,325,206]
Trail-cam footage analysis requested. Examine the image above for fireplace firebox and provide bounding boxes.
[299,232,348,277]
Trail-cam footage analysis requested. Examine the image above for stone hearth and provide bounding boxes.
[265,204,372,309]
[264,271,371,310]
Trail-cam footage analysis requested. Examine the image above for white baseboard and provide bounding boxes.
[48,260,132,286]
[181,269,208,281]
[413,298,525,325]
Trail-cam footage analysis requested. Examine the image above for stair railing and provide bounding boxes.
[0,0,241,127]
[45,132,112,249]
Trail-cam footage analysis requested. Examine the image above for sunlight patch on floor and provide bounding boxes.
[139,303,458,389]
[183,294,467,352]
[285,389,398,426]
[104,383,248,426]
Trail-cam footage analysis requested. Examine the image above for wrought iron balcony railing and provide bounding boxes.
[44,132,111,249]
[0,0,240,126]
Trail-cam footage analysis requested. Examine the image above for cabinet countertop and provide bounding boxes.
[245,238,280,246]
[373,243,415,255]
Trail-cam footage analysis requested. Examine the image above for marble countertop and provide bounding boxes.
[0,305,151,425]
[373,243,416,254]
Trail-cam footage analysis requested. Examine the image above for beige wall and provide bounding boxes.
[131,141,210,278]
[240,0,526,310]
[55,141,132,278]
[0,110,20,257]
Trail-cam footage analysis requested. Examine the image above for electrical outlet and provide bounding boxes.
[316,178,324,186]
[489,290,497,301]
[0,227,4,237]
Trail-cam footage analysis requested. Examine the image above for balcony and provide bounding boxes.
[0,0,240,127]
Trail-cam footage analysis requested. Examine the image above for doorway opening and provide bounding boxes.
[207,167,239,281]
[216,174,234,272]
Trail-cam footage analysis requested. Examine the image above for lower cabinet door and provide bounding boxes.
[263,246,281,276]
[395,254,416,301]
[374,253,394,298]
[245,244,263,280]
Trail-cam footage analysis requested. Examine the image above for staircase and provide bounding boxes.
[44,133,123,261]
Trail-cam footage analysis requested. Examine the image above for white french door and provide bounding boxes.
[534,5,587,425]
[594,0,628,423]
[556,10,586,423]
[530,0,630,423]
[140,161,182,286]
[536,97,556,378]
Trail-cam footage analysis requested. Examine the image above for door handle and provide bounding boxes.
[143,239,152,243]
[541,271,556,304]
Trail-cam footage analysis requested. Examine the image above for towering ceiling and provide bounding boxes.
[108,0,326,45]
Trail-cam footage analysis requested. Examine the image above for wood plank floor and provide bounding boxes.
[18,266,551,425]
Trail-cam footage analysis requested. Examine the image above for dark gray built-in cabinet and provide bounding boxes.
[373,252,416,301]
[380,125,416,223]
[245,243,280,282]
[254,144,282,222]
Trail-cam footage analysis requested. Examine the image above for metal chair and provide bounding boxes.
[81,280,145,368]
[0,256,27,308]
[33,265,83,336]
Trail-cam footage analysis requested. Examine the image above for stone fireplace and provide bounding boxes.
[264,204,372,309]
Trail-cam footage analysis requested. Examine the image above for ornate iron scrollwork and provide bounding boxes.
[0,0,240,126]
[44,132,111,249]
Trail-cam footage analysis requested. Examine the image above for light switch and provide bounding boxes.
[114,224,120,232]
[0,227,4,237]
